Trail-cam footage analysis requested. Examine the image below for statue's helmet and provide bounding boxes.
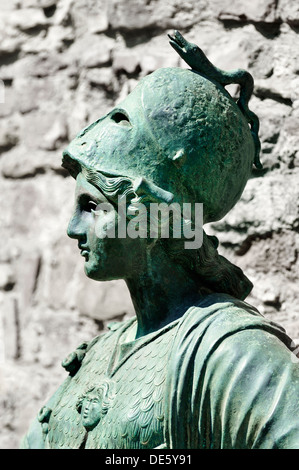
[62,67,255,224]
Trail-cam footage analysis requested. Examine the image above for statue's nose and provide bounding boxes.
[67,212,85,240]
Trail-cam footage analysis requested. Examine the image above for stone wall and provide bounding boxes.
[0,0,298,449]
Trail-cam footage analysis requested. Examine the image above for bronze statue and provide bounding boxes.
[22,32,299,449]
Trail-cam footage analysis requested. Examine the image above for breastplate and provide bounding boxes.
[42,319,177,449]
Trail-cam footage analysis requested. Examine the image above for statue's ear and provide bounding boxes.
[169,148,187,168]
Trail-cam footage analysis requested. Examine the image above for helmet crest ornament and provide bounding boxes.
[168,30,262,169]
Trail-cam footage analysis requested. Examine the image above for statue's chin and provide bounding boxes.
[84,262,101,280]
[84,263,121,282]
[82,419,101,431]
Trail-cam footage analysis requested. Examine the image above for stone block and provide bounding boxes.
[8,8,49,32]
[22,24,75,53]
[38,0,59,8]
[235,230,298,274]
[20,305,99,367]
[0,118,19,152]
[277,0,299,25]
[17,108,68,150]
[67,34,113,69]
[12,53,66,78]
[76,274,135,322]
[255,75,299,104]
[0,264,15,291]
[107,0,208,31]
[247,44,275,79]
[0,0,20,10]
[113,51,140,74]
[211,171,299,244]
[20,0,58,6]
[0,360,65,449]
[0,295,18,361]
[139,52,179,76]
[275,115,299,168]
[14,252,42,313]
[250,97,291,169]
[0,26,23,56]
[46,238,79,310]
[1,146,48,179]
[85,67,115,92]
[39,118,68,151]
[12,74,63,115]
[88,13,109,34]
[68,0,109,34]
[216,0,278,22]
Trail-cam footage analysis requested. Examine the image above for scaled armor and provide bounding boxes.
[22,295,299,449]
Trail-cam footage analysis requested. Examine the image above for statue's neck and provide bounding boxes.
[125,248,201,339]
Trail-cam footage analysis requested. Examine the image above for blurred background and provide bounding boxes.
[0,0,298,449]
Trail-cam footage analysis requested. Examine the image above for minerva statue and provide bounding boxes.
[22,32,299,449]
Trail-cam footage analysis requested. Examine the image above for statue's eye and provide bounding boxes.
[81,199,98,213]
[110,111,132,127]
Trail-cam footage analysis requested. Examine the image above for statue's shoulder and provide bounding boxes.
[178,294,260,331]
[165,295,299,449]
[175,294,292,353]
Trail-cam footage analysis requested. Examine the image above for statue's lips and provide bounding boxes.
[79,244,89,259]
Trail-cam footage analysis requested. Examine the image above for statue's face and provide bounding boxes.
[81,396,101,430]
[67,173,145,281]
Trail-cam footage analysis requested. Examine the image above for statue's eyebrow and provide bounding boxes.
[77,193,96,203]
[76,185,104,205]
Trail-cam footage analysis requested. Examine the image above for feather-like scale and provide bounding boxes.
[45,320,176,448]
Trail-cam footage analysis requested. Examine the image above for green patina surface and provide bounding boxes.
[22,32,299,449]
